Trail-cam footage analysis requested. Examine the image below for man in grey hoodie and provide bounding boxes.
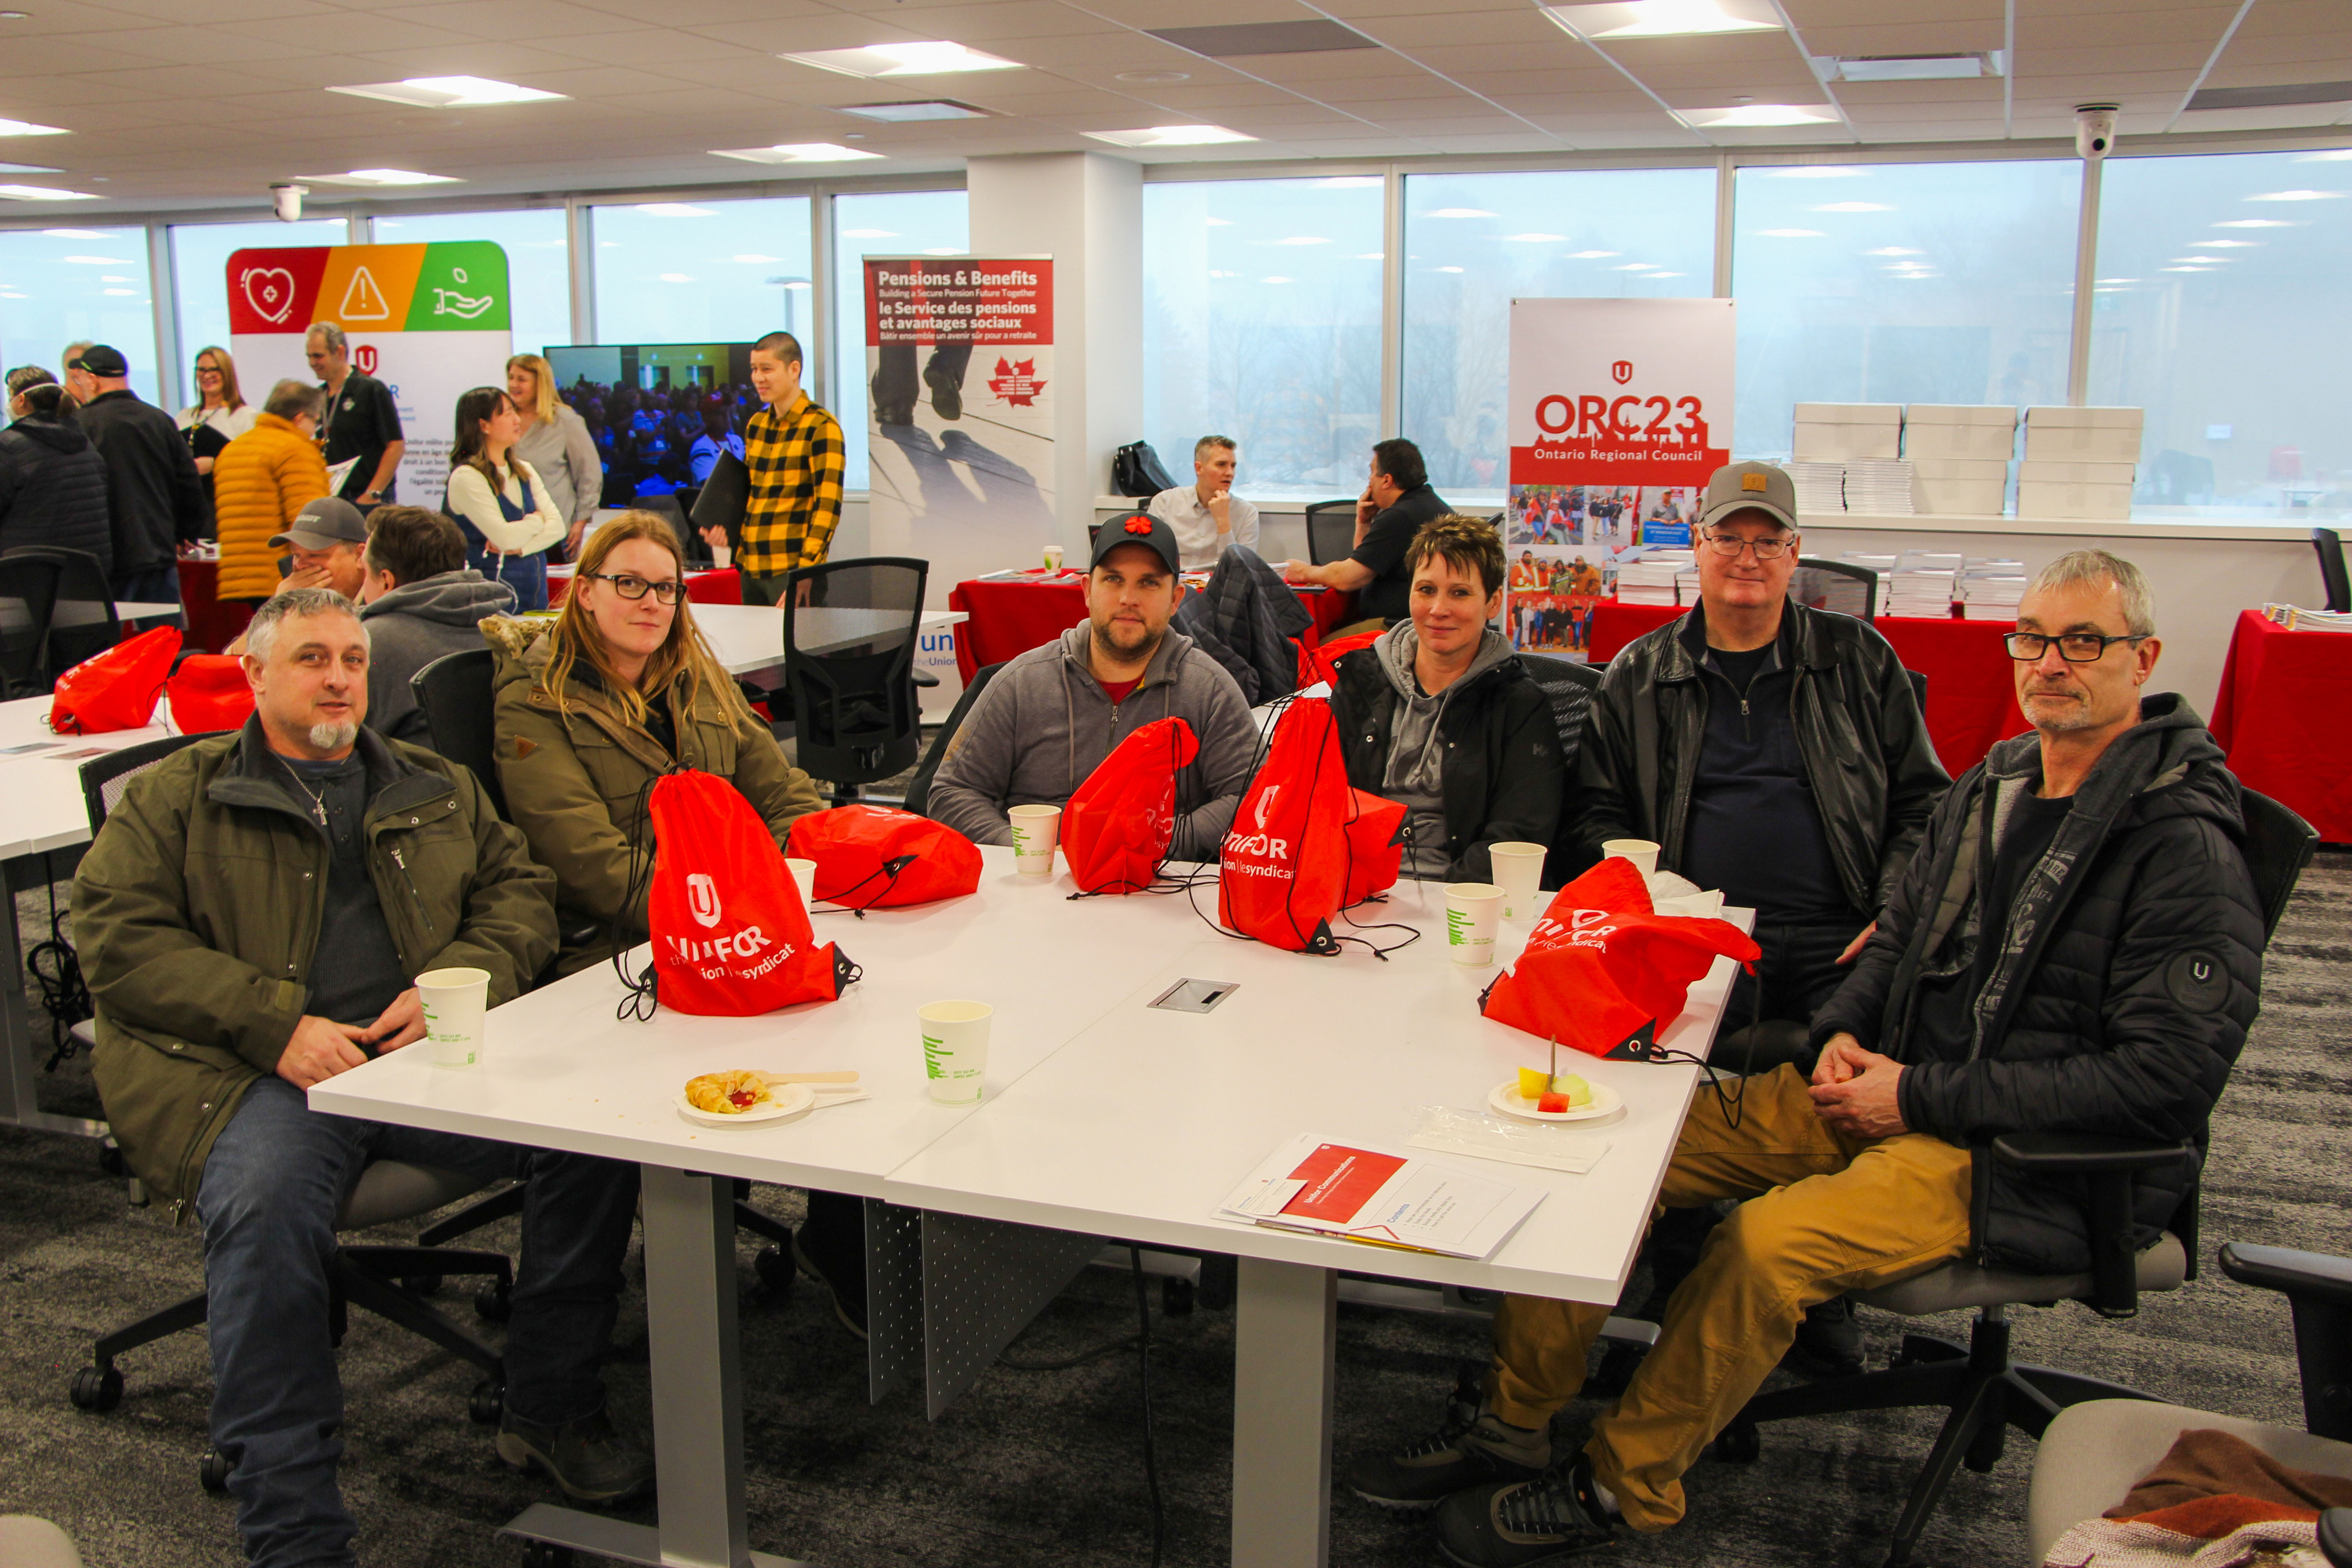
[927,512,1259,860]
[356,505,517,742]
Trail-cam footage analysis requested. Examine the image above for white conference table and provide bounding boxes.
[311,847,1747,1568]
[691,603,965,678]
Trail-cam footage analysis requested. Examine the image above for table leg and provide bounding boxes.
[1,851,104,1141]
[1231,1257,1336,1568]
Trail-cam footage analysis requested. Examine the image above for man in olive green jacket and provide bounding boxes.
[74,588,647,1568]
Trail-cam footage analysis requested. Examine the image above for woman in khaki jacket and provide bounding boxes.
[487,509,821,974]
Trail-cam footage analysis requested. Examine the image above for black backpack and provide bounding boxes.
[1111,440,1179,499]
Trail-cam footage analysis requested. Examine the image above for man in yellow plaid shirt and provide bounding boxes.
[700,330,844,606]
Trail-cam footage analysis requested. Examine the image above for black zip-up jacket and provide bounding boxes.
[1330,642,1562,883]
[1811,694,2265,1274]
[77,389,208,579]
[1567,601,1949,918]
[0,407,113,573]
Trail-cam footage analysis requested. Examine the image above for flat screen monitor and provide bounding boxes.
[544,342,757,507]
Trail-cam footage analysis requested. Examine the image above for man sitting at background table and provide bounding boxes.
[927,512,1257,861]
[1149,433,1258,569]
[72,587,652,1568]
[1354,547,2265,1565]
[1282,437,1450,636]
[357,505,517,743]
[220,495,371,656]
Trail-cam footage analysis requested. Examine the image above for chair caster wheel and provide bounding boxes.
[475,1281,512,1323]
[400,1274,443,1297]
[469,1377,505,1425]
[1712,1420,1760,1463]
[1161,1275,1195,1317]
[69,1364,122,1411]
[754,1244,796,1300]
[521,1543,573,1568]
[199,1447,234,1492]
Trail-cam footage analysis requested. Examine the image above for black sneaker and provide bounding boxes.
[496,1407,653,1504]
[1781,1295,1864,1380]
[793,1193,868,1340]
[1345,1368,1550,1514]
[1433,1453,1620,1566]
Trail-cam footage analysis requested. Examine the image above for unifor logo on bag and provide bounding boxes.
[1221,782,1293,873]
[686,872,722,928]
[666,920,798,977]
[1525,907,1620,951]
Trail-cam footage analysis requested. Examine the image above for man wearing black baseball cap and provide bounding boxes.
[67,343,209,614]
[926,512,1259,859]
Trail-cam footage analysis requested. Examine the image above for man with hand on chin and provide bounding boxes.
[1149,434,1258,569]
[73,588,652,1568]
[926,511,1256,859]
[1354,548,2264,1568]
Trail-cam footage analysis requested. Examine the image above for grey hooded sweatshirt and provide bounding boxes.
[359,568,519,742]
[927,621,1259,860]
[1374,622,1519,878]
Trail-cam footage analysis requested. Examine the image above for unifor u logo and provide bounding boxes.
[1611,360,1634,385]
[686,872,722,929]
[1254,784,1281,832]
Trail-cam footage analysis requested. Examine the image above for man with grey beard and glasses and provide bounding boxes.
[72,586,652,1568]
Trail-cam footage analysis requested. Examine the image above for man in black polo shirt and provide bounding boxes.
[67,343,208,610]
[1283,437,1449,634]
[306,323,405,508]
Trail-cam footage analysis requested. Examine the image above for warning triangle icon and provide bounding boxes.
[340,265,391,321]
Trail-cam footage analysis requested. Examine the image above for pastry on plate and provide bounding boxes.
[684,1070,771,1116]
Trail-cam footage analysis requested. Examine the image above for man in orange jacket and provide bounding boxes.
[212,379,329,603]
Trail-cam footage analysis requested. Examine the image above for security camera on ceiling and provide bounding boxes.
[271,182,306,221]
[2075,104,2118,161]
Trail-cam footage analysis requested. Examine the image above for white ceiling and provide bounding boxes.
[0,0,2348,216]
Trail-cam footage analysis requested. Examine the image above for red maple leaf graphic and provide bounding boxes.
[987,356,1046,408]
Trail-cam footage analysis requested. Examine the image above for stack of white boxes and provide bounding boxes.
[1885,550,1965,617]
[1792,404,1909,517]
[2019,407,2142,520]
[1960,559,2029,622]
[1903,405,2017,516]
[1674,563,1701,604]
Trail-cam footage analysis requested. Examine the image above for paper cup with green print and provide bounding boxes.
[920,1000,992,1105]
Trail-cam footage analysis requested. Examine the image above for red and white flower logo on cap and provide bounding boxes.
[1125,518,1153,536]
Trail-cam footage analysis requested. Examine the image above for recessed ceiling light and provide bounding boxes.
[1424,207,1496,218]
[302,168,459,185]
[1505,232,1569,241]
[2161,265,2214,272]
[329,76,565,108]
[1612,262,1657,270]
[2247,189,2347,201]
[1272,235,1331,245]
[1863,245,1923,255]
[1434,265,1464,273]
[1751,227,1826,237]
[1565,250,1621,258]
[2298,149,2352,160]
[1646,271,1687,277]
[1117,70,1191,84]
[1542,0,1781,40]
[0,161,61,174]
[0,118,67,137]
[710,143,885,165]
[838,100,993,122]
[0,11,30,18]
[2096,278,2140,284]
[2168,256,2230,264]
[2189,239,2258,247]
[636,203,714,217]
[1084,124,1255,147]
[780,42,1021,78]
[1811,201,1893,212]
[41,227,109,238]
[1685,104,1838,128]
[0,185,96,201]
[1760,166,1867,178]
[1818,53,1997,82]
[2211,219,2294,227]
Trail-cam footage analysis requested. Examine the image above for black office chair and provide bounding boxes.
[1304,499,1358,567]
[2314,528,2350,614]
[410,648,507,822]
[1514,653,1602,890]
[780,556,927,805]
[1792,556,1878,620]
[1715,787,2320,1567]
[903,660,1006,819]
[0,551,61,697]
[5,545,120,684]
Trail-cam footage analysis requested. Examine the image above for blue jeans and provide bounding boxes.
[196,1077,639,1568]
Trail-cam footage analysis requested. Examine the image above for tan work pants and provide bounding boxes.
[1489,1064,1974,1532]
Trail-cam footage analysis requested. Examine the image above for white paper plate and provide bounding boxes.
[675,1081,816,1127]
[1488,1078,1623,1123]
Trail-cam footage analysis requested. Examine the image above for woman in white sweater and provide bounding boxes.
[444,385,566,611]
[506,353,603,560]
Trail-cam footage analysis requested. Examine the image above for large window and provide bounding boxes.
[1402,169,1717,492]
[1730,161,2080,458]
[832,189,969,490]
[168,217,348,410]
[2089,150,2352,513]
[373,207,570,359]
[1142,176,1384,500]
[0,225,162,406]
[590,195,813,351]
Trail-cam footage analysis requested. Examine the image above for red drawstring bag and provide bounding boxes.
[1306,627,1383,691]
[49,626,180,735]
[1217,699,1360,952]
[787,804,981,908]
[1062,715,1197,894]
[1480,857,1760,1058]
[641,769,850,1015]
[164,654,256,735]
[1341,789,1407,907]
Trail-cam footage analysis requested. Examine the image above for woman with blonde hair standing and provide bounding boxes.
[176,345,258,497]
[445,384,566,611]
[506,353,603,560]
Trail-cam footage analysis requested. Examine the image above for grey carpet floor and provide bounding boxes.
[2,850,2345,1568]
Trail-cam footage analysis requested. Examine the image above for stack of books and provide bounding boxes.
[1786,461,1849,517]
[1960,575,2028,621]
[1615,553,1690,607]
[1885,550,1965,617]
[1675,564,1701,604]
[1842,460,1918,516]
[2263,603,2352,632]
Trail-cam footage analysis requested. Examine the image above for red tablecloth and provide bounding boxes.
[176,557,252,655]
[947,573,1356,684]
[1586,601,2031,777]
[546,565,740,608]
[2211,609,2352,843]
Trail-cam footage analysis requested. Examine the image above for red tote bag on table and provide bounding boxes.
[787,804,981,909]
[1217,698,1361,952]
[49,626,179,735]
[1480,857,1759,1058]
[640,769,852,1016]
[1062,715,1197,894]
[165,654,256,735]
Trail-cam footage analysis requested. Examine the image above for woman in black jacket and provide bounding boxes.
[0,368,113,574]
[1328,514,1561,882]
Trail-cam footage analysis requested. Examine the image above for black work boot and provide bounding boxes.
[1345,1367,1551,1514]
[1433,1452,1621,1566]
[496,1406,653,1504]
[1781,1294,1865,1380]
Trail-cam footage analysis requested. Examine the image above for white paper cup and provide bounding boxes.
[1603,838,1661,878]
[785,857,818,905]
[1443,883,1506,967]
[1008,803,1061,875]
[711,544,732,568]
[1042,544,1065,570]
[1489,842,1547,921]
[416,966,490,1068]
[920,1000,992,1105]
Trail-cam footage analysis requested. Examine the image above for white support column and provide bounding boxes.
[1380,167,1405,439]
[566,199,595,348]
[146,224,181,409]
[965,152,1142,557]
[2066,156,2102,407]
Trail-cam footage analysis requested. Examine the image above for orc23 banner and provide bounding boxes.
[226,242,513,507]
[1503,298,1735,661]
